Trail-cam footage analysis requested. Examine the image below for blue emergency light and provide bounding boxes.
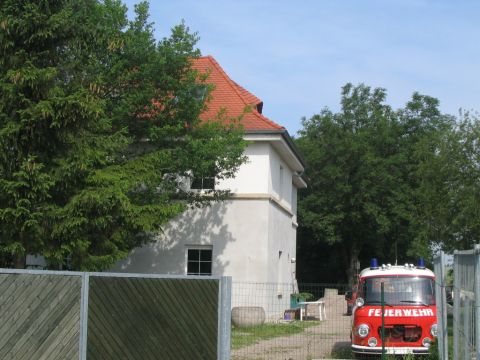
[417,258,426,269]
[370,258,379,269]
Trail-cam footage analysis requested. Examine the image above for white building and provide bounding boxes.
[112,56,306,317]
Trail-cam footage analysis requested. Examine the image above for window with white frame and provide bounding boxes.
[186,246,213,275]
[190,176,215,190]
[190,167,216,190]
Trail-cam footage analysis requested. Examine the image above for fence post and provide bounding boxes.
[434,251,448,360]
[381,282,385,360]
[79,273,89,360]
[217,276,232,360]
[453,250,459,360]
[475,244,480,360]
[463,298,470,360]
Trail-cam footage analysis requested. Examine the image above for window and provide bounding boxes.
[360,277,435,306]
[173,85,207,104]
[190,167,216,190]
[190,176,215,190]
[279,165,284,198]
[187,247,213,275]
[192,84,208,101]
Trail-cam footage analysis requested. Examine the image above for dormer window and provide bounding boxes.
[173,84,207,105]
[192,84,207,102]
[256,102,263,114]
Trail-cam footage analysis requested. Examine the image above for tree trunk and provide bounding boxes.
[346,247,359,286]
[14,254,26,269]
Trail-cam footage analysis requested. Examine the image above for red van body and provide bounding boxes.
[351,261,437,356]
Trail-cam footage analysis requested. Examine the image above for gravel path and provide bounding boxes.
[231,290,353,360]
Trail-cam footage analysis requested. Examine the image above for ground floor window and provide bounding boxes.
[186,246,213,275]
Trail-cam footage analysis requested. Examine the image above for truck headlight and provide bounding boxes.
[422,337,432,348]
[357,323,370,338]
[368,337,377,347]
[430,324,438,337]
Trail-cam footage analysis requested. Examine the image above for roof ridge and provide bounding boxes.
[231,80,262,106]
[203,56,257,108]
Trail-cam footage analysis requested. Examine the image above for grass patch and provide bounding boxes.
[329,345,352,359]
[231,320,320,349]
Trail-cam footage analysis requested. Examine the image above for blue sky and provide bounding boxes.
[123,0,479,135]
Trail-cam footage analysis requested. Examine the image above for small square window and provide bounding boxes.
[190,176,215,190]
[190,166,216,190]
[187,247,212,276]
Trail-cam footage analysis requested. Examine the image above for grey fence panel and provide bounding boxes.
[0,270,231,360]
[0,272,82,360]
[453,246,478,360]
[87,274,221,360]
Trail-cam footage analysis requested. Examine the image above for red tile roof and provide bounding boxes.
[191,56,285,131]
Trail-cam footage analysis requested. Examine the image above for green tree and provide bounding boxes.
[295,84,452,283]
[412,111,480,254]
[0,0,246,270]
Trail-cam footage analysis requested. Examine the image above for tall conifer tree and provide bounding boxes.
[0,0,246,270]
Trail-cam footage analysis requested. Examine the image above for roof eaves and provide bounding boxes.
[245,129,306,169]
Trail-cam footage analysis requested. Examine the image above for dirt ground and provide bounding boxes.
[231,289,353,360]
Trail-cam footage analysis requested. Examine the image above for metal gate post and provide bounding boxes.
[79,273,89,360]
[217,276,232,360]
[463,298,470,360]
[381,282,385,360]
[453,250,459,360]
[434,251,448,360]
[475,244,480,360]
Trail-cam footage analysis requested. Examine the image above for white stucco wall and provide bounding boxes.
[216,142,270,194]
[216,142,296,214]
[112,199,273,282]
[269,145,294,211]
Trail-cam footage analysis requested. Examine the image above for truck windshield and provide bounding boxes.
[360,276,435,306]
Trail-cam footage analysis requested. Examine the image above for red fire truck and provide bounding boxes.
[351,258,437,357]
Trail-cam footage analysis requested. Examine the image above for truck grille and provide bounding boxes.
[377,325,422,342]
